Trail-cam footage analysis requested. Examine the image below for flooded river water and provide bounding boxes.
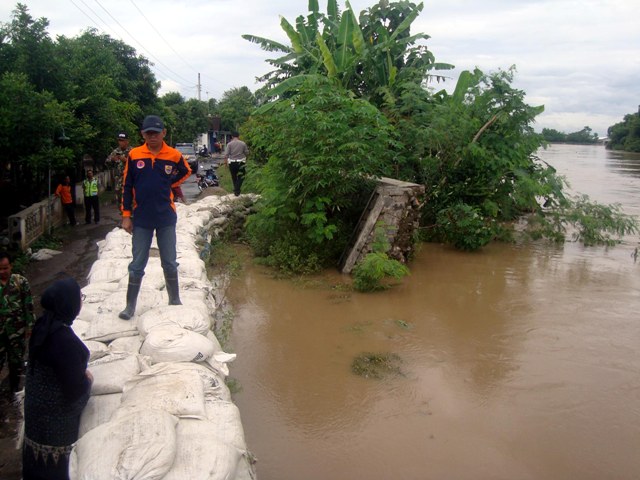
[227,144,640,480]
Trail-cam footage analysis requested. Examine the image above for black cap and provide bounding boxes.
[141,115,164,133]
[117,131,128,140]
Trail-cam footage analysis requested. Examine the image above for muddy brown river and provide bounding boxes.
[227,144,640,480]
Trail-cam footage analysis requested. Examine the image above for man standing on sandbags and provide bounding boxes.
[119,115,191,320]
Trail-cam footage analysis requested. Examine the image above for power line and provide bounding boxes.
[128,0,198,73]
[67,0,195,91]
[91,0,196,88]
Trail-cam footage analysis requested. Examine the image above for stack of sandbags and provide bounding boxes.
[70,194,256,480]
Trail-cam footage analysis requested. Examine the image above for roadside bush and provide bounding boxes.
[243,76,396,272]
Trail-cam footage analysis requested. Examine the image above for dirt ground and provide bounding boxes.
[0,195,122,478]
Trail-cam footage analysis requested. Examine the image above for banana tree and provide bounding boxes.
[243,0,452,108]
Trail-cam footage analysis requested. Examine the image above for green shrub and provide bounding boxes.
[435,203,494,251]
[352,252,410,292]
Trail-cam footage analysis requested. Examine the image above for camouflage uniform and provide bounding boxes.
[105,145,132,210]
[0,273,35,392]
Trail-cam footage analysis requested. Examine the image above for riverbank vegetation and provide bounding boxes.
[240,0,637,273]
[607,110,640,152]
[541,127,600,144]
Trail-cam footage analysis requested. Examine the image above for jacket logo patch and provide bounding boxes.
[165,165,173,175]
[136,160,145,169]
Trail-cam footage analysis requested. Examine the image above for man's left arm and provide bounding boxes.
[171,156,191,187]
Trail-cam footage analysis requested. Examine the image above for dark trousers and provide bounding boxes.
[0,331,26,392]
[84,196,100,223]
[229,161,246,196]
[62,203,76,226]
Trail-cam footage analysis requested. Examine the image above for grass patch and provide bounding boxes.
[225,377,242,395]
[214,309,235,351]
[351,352,403,379]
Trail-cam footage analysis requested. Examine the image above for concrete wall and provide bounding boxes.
[340,177,424,274]
[7,170,113,251]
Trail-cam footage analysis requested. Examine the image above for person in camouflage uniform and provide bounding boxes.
[0,251,35,393]
[105,131,132,211]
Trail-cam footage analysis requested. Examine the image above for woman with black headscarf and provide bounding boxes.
[22,277,93,480]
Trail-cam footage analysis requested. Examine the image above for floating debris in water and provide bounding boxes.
[351,352,403,379]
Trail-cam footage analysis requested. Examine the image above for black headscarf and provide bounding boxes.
[29,277,82,354]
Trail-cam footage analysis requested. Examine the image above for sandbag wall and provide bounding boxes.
[69,195,257,480]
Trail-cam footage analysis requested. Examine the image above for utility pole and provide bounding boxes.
[197,73,201,101]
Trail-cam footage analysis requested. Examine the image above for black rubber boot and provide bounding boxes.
[119,275,142,320]
[164,273,182,306]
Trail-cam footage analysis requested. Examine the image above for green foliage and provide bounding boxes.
[0,5,159,217]
[352,252,410,291]
[541,128,566,142]
[243,0,452,108]
[607,111,640,152]
[541,126,599,144]
[399,67,551,247]
[526,194,638,246]
[261,237,323,276]
[212,87,257,132]
[161,95,210,145]
[565,126,599,144]
[435,202,494,251]
[352,222,410,291]
[243,75,396,270]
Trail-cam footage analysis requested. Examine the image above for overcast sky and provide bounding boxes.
[2,0,639,136]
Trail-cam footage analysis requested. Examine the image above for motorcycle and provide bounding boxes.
[196,168,219,192]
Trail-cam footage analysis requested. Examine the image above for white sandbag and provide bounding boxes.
[89,352,145,395]
[140,326,215,363]
[81,282,120,304]
[137,362,231,402]
[71,320,90,340]
[109,335,143,354]
[205,330,223,353]
[76,302,101,324]
[180,289,211,308]
[176,221,202,238]
[177,257,208,282]
[97,288,163,316]
[119,370,206,419]
[179,277,212,293]
[234,453,258,480]
[138,305,211,337]
[71,409,177,480]
[75,312,139,343]
[30,248,62,261]
[97,242,131,260]
[116,259,166,291]
[203,400,247,450]
[162,418,244,480]
[98,228,132,252]
[87,258,129,283]
[177,249,205,263]
[78,392,122,439]
[83,340,109,362]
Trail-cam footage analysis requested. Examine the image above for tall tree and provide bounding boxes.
[607,111,640,152]
[243,0,452,108]
[214,86,257,132]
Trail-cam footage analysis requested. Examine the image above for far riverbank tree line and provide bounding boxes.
[1,1,637,276]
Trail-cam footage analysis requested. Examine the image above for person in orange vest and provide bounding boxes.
[54,176,76,226]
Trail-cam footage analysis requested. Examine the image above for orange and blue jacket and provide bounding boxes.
[121,142,191,228]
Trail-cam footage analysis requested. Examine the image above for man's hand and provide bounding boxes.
[121,217,133,234]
